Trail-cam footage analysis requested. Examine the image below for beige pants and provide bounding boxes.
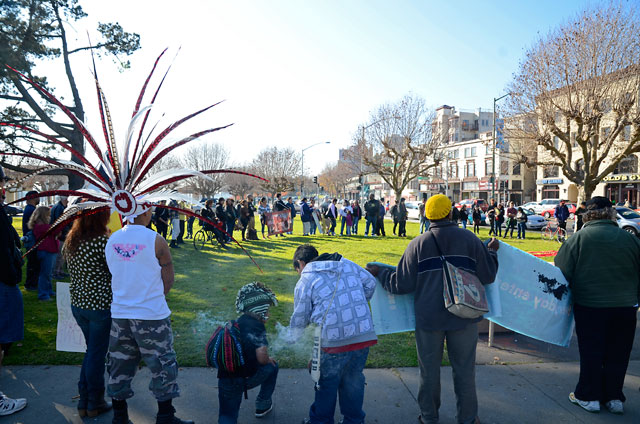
[247,215,256,232]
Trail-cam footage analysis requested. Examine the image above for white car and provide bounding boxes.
[405,201,421,220]
[521,202,540,213]
[530,199,561,215]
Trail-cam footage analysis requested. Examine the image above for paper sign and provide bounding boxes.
[368,263,415,335]
[486,242,574,347]
[56,282,87,353]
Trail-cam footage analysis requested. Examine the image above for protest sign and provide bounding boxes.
[56,282,87,353]
[265,210,292,235]
[486,242,574,347]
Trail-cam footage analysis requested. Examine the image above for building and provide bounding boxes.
[431,105,536,204]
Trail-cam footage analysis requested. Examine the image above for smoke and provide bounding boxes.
[267,322,314,363]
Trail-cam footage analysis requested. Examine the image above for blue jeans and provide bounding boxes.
[461,218,467,229]
[419,218,429,234]
[308,348,369,424]
[226,221,235,242]
[310,219,317,235]
[340,219,351,236]
[352,217,359,234]
[36,250,57,300]
[218,362,279,424]
[364,217,377,235]
[517,222,526,239]
[71,306,111,403]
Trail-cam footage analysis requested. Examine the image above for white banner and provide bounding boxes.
[56,282,87,353]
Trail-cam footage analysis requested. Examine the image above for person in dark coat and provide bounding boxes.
[0,164,28,416]
[398,198,408,237]
[22,190,40,291]
[367,194,499,424]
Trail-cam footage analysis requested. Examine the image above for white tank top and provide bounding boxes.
[105,224,171,320]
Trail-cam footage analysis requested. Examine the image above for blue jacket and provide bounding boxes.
[555,204,570,221]
[287,201,297,218]
[300,202,311,222]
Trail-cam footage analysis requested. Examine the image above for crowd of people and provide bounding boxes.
[1,159,638,423]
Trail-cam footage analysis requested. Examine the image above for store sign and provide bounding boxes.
[463,181,479,191]
[479,181,498,191]
[536,178,563,185]
[603,174,640,182]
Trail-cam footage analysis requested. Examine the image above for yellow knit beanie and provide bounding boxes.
[426,194,452,220]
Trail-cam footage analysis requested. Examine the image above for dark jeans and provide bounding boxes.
[36,250,56,300]
[558,220,567,231]
[309,348,369,424]
[352,217,359,234]
[573,303,637,403]
[517,222,526,238]
[494,220,503,237]
[187,217,195,237]
[488,218,495,235]
[25,249,40,289]
[218,363,279,424]
[71,306,111,403]
[398,220,407,236]
[393,220,398,234]
[364,216,377,235]
[156,223,168,239]
[376,217,386,236]
[329,217,337,235]
[505,219,516,237]
[226,221,235,242]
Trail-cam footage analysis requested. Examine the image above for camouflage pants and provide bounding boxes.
[107,317,180,402]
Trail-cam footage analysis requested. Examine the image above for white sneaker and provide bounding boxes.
[0,393,27,416]
[605,400,624,414]
[569,392,600,413]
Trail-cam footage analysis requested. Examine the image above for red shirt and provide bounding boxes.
[33,223,60,253]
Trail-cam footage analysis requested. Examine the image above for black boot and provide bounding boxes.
[112,399,132,424]
[156,403,194,424]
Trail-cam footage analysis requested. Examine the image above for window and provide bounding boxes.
[500,161,509,175]
[465,161,476,177]
[485,144,492,155]
[453,149,460,159]
[462,120,469,130]
[512,162,521,175]
[623,125,631,142]
[553,136,560,149]
[511,180,522,190]
[485,160,493,175]
[615,156,638,174]
[471,147,476,157]
[543,165,559,178]
[449,162,458,178]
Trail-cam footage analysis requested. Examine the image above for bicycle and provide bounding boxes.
[541,221,567,243]
[193,227,221,251]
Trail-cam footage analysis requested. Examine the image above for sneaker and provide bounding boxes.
[605,400,624,414]
[569,392,600,413]
[255,405,273,418]
[0,393,27,416]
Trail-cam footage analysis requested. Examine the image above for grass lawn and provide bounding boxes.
[6,217,559,368]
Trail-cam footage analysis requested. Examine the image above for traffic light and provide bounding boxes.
[313,176,318,184]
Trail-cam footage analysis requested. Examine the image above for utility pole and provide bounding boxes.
[301,141,330,197]
[492,93,510,204]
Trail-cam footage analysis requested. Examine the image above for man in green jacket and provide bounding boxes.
[555,196,640,415]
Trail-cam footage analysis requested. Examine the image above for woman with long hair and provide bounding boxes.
[28,206,58,301]
[63,209,113,418]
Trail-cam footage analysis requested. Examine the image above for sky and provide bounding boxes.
[38,0,601,176]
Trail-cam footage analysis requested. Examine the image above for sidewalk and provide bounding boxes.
[2,360,639,424]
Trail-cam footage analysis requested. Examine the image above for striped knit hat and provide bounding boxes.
[235,282,278,320]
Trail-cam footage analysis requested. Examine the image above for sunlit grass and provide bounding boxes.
[8,216,558,367]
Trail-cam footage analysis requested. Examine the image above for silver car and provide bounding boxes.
[484,208,545,230]
[615,207,640,236]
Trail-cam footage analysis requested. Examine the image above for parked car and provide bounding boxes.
[484,208,545,230]
[615,207,640,236]
[405,201,421,220]
[521,202,541,213]
[3,205,22,216]
[541,203,577,219]
[456,198,488,212]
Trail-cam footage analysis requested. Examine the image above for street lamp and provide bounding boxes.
[492,93,511,204]
[301,141,330,197]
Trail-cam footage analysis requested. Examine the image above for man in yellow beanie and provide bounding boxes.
[368,193,499,424]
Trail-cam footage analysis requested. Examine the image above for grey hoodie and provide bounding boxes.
[289,253,378,348]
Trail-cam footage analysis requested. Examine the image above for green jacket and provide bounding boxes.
[555,219,640,307]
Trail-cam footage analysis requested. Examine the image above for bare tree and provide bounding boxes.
[178,142,229,198]
[250,146,301,197]
[225,164,257,199]
[346,94,443,201]
[505,2,640,200]
[318,161,355,198]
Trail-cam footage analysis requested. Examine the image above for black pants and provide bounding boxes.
[178,220,185,242]
[573,303,637,402]
[488,218,495,235]
[329,217,336,234]
[393,220,398,234]
[376,217,386,236]
[25,249,40,289]
[156,223,167,239]
[558,220,567,231]
[398,220,406,237]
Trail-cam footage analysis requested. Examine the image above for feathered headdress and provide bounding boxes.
[2,50,267,270]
